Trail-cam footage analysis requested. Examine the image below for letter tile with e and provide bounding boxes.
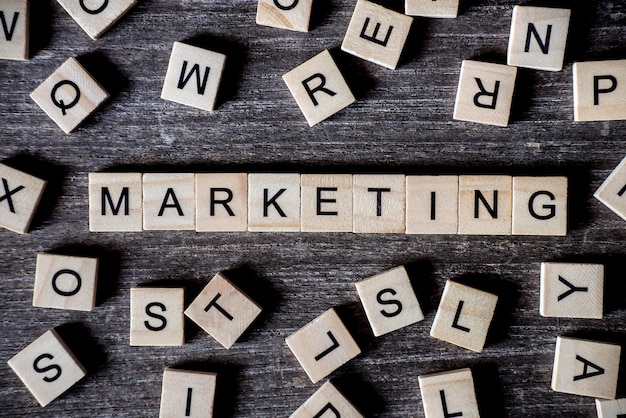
[130,287,185,346]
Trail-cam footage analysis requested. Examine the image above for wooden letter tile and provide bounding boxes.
[552,336,621,399]
[406,0,459,18]
[283,50,355,126]
[595,156,626,221]
[540,262,603,319]
[88,172,143,232]
[596,398,626,418]
[290,380,363,418]
[256,0,312,32]
[453,60,517,127]
[7,329,86,407]
[353,174,405,233]
[341,0,413,70]
[355,266,424,337]
[184,272,262,349]
[406,175,458,234]
[512,176,567,236]
[458,175,512,235]
[33,253,99,312]
[418,368,479,418]
[248,173,300,232]
[161,42,226,112]
[159,368,217,418]
[0,163,46,234]
[0,0,28,60]
[56,0,136,40]
[143,173,195,231]
[285,308,361,383]
[574,59,626,122]
[130,287,185,346]
[196,173,248,232]
[301,174,352,232]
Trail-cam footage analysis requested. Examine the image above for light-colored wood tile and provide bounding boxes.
[406,175,458,235]
[0,0,28,60]
[283,50,355,126]
[596,398,626,418]
[301,174,352,232]
[353,174,405,233]
[290,380,363,418]
[405,0,458,18]
[143,173,195,231]
[574,60,626,122]
[184,272,262,349]
[33,253,99,312]
[256,0,312,32]
[0,163,46,234]
[540,262,603,319]
[453,60,517,127]
[512,176,568,236]
[248,173,300,232]
[7,329,86,407]
[285,308,361,383]
[88,172,143,232]
[56,0,136,40]
[595,155,626,221]
[458,175,512,235]
[552,336,621,399]
[418,368,479,418]
[159,368,217,418]
[196,173,248,232]
[130,287,185,347]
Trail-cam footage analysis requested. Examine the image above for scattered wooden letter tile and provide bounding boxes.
[341,0,413,70]
[256,0,313,32]
[512,176,568,236]
[405,0,459,18]
[248,173,300,232]
[285,308,361,383]
[430,280,498,352]
[406,176,458,235]
[196,173,248,232]
[418,368,480,418]
[596,398,626,418]
[595,156,626,221]
[159,368,217,418]
[453,60,517,127]
[184,272,262,349]
[458,175,512,235]
[574,59,626,122]
[143,173,195,231]
[130,287,185,346]
[290,380,363,418]
[0,0,28,60]
[355,266,424,337]
[301,174,352,232]
[507,6,571,71]
[283,50,355,126]
[7,329,86,407]
[0,163,46,234]
[56,0,136,40]
[161,42,226,112]
[552,336,621,399]
[353,174,405,233]
[88,172,143,232]
[33,253,99,312]
[540,262,603,319]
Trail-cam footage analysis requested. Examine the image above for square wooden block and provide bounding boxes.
[88,172,143,232]
[184,272,262,349]
[143,173,195,231]
[507,6,571,71]
[283,50,355,126]
[355,266,424,337]
[406,0,458,18]
[33,253,99,312]
[453,60,517,127]
[130,287,185,346]
[353,174,405,233]
[406,176,458,235]
[285,308,361,383]
[196,173,248,232]
[596,398,626,418]
[161,42,226,112]
[0,0,28,60]
[57,0,136,40]
[430,280,498,352]
[595,156,626,221]
[160,368,217,418]
[341,0,413,70]
[256,0,312,32]
[7,329,86,407]
[301,174,352,232]
[291,380,363,418]
[552,336,621,399]
[248,173,300,232]
[418,368,479,418]
[0,163,46,234]
[540,262,604,319]
[512,176,568,236]
[458,175,512,235]
[574,60,626,122]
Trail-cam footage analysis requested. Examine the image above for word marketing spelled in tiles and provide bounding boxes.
[458,175,512,235]
[159,368,217,418]
[406,175,458,235]
[574,59,626,122]
[552,336,621,399]
[0,163,46,234]
[301,174,353,232]
[418,368,480,418]
[196,173,248,232]
[256,0,313,32]
[353,174,405,233]
[248,173,301,232]
[7,329,86,407]
[290,380,363,418]
[88,172,143,232]
[405,0,458,18]
[0,0,28,60]
[596,398,626,418]
[143,173,195,231]
[286,308,361,383]
[540,262,603,319]
[512,176,568,236]
[184,272,262,349]
[283,49,355,126]
[56,0,136,40]
[33,253,99,312]
[130,287,185,347]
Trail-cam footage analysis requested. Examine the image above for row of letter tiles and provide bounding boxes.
[88,173,568,235]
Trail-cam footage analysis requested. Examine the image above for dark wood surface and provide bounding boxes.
[1,0,626,416]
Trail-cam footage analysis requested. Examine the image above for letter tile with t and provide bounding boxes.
[540,262,603,319]
[143,173,195,231]
[57,0,136,40]
[0,163,46,234]
[574,59,626,122]
[159,368,217,418]
[290,380,363,418]
[248,173,300,231]
[512,176,567,236]
[0,0,29,60]
[88,172,143,232]
[418,368,480,418]
[130,287,185,346]
[353,174,405,233]
[256,0,313,32]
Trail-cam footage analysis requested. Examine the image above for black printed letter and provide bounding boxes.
[573,355,604,381]
[101,187,129,216]
[144,302,167,331]
[302,74,336,106]
[263,188,287,217]
[210,188,235,216]
[474,190,498,219]
[317,187,338,216]
[528,191,556,220]
[312,403,340,418]
[368,188,391,216]
[314,331,340,361]
[273,0,298,10]
[593,75,617,106]
[0,178,24,214]
[33,354,62,383]
[204,293,234,321]
[524,23,552,54]
[473,78,500,109]
[452,300,471,332]
[158,188,184,217]
[359,17,393,47]
[377,288,403,318]
[51,269,82,297]
[178,61,211,95]
[0,12,19,41]
[440,390,463,418]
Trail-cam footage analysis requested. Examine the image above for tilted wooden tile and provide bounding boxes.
[285,308,361,383]
[57,0,136,40]
[574,60,626,122]
[184,272,262,349]
[7,329,86,407]
[595,156,626,221]
[552,336,621,399]
[540,262,603,319]
[453,60,517,127]
[596,398,626,418]
[143,173,195,231]
[161,42,226,112]
[458,175,512,235]
[248,173,300,232]
[406,175,458,235]
[341,0,413,70]
[0,163,46,234]
[353,174,405,233]
[355,266,424,337]
[196,173,248,232]
[0,0,28,60]
[130,287,185,346]
[283,50,355,126]
[33,253,99,312]
[160,368,217,418]
[512,176,568,236]
[290,380,363,418]
[405,0,458,18]
[430,280,498,352]
[88,172,143,232]
[256,0,312,32]
[507,6,571,71]
[301,174,352,232]
[418,368,479,418]
[30,57,109,134]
